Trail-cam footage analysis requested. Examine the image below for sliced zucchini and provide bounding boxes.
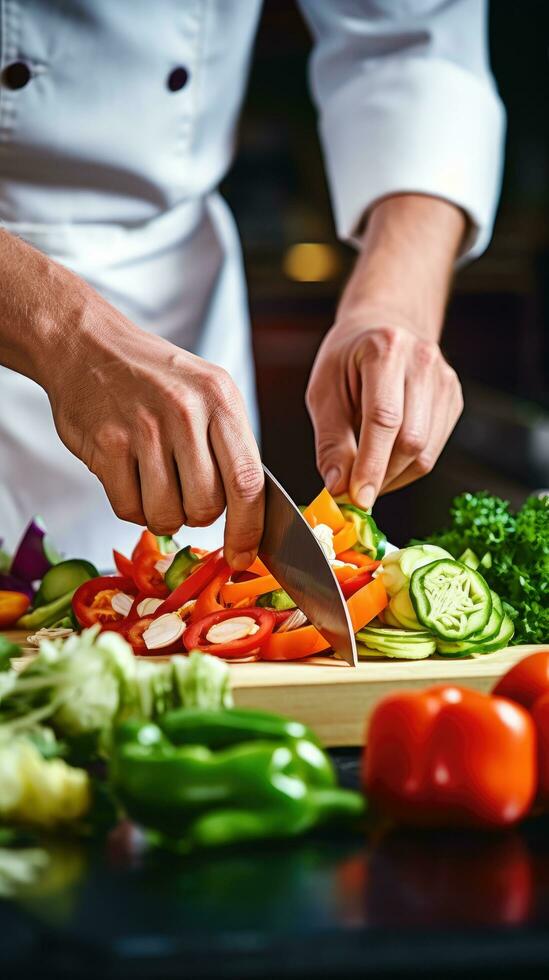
[34,559,98,607]
[410,559,492,641]
[164,546,200,591]
[459,548,480,570]
[357,623,436,659]
[357,638,435,660]
[389,589,423,630]
[436,613,514,657]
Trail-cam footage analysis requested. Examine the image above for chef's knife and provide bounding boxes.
[258,466,358,667]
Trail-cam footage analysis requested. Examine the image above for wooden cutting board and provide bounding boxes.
[5,631,546,746]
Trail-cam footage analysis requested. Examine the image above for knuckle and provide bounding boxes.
[93,424,131,459]
[113,502,145,525]
[414,341,438,370]
[415,452,435,477]
[209,368,238,409]
[230,458,264,503]
[368,403,402,431]
[186,502,224,527]
[398,430,426,457]
[133,405,161,445]
[364,325,401,360]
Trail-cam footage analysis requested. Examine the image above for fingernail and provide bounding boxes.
[230,550,255,572]
[357,484,376,511]
[324,467,341,493]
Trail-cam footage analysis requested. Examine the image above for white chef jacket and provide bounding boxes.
[0,0,504,568]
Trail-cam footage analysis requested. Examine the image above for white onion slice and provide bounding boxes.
[111,592,135,617]
[143,612,186,650]
[276,609,308,633]
[136,597,164,617]
[206,616,260,645]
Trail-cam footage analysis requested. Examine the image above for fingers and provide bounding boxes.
[380,342,437,491]
[90,425,146,526]
[174,416,226,529]
[207,372,264,571]
[349,329,406,509]
[306,351,357,496]
[134,410,186,535]
[382,367,463,494]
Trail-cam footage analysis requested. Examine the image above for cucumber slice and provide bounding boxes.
[357,637,435,660]
[436,613,514,657]
[467,591,503,644]
[389,589,423,630]
[459,548,480,570]
[410,559,492,640]
[358,625,432,640]
[35,559,98,606]
[165,546,199,591]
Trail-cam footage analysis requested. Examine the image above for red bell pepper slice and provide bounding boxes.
[132,550,169,599]
[155,549,225,616]
[183,607,275,659]
[364,684,536,828]
[113,550,135,581]
[72,576,137,628]
[340,567,375,599]
[131,530,160,562]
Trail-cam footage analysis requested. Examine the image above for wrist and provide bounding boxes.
[336,193,466,342]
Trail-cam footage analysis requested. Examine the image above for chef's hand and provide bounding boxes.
[0,230,263,570]
[306,194,466,509]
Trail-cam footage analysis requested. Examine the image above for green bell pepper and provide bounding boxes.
[110,718,364,849]
[158,706,319,751]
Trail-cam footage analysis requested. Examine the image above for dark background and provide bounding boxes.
[224,0,549,545]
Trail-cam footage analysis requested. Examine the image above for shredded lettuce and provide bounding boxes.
[0,627,233,753]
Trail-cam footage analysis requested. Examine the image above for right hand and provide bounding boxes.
[45,284,264,570]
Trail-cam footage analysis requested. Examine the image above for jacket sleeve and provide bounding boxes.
[297,0,505,259]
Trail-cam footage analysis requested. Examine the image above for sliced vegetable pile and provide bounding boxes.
[1,489,391,662]
[0,629,364,862]
[358,542,513,659]
[417,491,549,645]
[1,486,528,661]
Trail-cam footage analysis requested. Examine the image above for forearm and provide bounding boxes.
[0,229,89,388]
[336,194,467,341]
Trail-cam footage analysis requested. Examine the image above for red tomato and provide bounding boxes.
[184,607,276,658]
[0,590,30,627]
[132,551,169,599]
[72,576,137,628]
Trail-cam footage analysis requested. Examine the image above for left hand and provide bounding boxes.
[306,319,463,510]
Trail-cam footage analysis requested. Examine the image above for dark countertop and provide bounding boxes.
[3,749,549,980]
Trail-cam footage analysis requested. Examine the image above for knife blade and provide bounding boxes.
[258,466,357,667]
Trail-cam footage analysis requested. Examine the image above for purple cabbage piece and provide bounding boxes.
[10,517,53,584]
[0,572,34,600]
